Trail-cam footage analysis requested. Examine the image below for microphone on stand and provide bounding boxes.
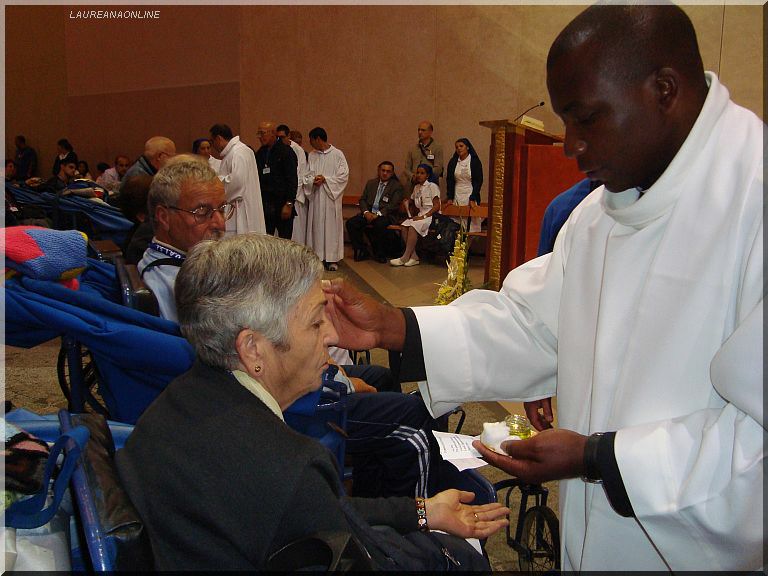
[512,101,545,123]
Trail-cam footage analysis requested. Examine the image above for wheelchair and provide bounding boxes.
[494,477,560,573]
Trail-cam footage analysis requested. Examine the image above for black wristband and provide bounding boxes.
[582,432,604,483]
[397,308,427,382]
[597,432,635,518]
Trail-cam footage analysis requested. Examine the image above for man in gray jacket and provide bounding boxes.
[346,161,404,263]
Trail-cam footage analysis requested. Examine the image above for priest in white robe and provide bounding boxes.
[210,124,265,236]
[304,127,349,269]
[322,5,763,572]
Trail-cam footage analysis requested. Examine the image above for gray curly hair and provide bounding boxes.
[147,154,217,226]
[174,234,324,370]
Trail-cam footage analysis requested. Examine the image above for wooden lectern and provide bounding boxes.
[480,119,584,290]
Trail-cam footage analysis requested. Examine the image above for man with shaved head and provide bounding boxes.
[404,120,443,189]
[255,121,298,238]
[122,136,176,188]
[323,4,763,571]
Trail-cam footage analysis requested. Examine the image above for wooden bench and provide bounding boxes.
[386,203,489,237]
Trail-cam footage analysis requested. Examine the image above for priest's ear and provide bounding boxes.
[654,67,680,113]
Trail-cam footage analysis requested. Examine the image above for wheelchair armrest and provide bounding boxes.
[88,239,122,262]
[59,410,153,571]
[114,256,160,316]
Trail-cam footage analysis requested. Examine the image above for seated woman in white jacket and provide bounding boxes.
[390,163,441,267]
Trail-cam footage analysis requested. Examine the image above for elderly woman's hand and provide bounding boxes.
[425,490,509,539]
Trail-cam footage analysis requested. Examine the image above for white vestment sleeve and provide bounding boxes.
[414,249,561,418]
[616,402,763,570]
[225,150,249,195]
[322,152,349,201]
[711,299,763,428]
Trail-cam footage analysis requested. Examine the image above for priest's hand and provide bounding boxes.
[322,278,406,351]
[524,398,554,431]
[472,428,587,484]
[313,174,326,186]
[425,489,509,539]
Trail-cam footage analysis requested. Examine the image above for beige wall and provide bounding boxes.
[6,4,763,198]
[6,5,241,176]
[6,6,69,177]
[240,4,763,199]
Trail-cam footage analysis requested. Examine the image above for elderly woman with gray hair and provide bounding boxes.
[116,234,508,571]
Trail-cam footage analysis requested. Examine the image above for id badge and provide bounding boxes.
[427,154,435,161]
[382,196,389,202]
[263,167,271,174]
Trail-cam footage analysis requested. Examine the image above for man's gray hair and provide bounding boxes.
[175,234,325,370]
[147,154,217,226]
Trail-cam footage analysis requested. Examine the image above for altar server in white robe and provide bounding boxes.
[210,123,265,236]
[321,5,763,572]
[304,127,349,270]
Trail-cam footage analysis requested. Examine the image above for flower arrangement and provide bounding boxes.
[435,225,472,305]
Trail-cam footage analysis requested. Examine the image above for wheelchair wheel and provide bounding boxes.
[518,505,560,573]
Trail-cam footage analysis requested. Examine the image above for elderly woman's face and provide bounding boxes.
[271,280,338,399]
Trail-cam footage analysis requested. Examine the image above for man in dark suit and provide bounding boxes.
[255,121,298,239]
[346,161,404,263]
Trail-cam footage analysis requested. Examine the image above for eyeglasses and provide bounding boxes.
[165,202,236,223]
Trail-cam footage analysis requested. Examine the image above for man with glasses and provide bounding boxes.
[138,155,233,321]
[122,136,176,190]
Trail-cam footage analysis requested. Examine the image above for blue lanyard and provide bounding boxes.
[148,241,185,260]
